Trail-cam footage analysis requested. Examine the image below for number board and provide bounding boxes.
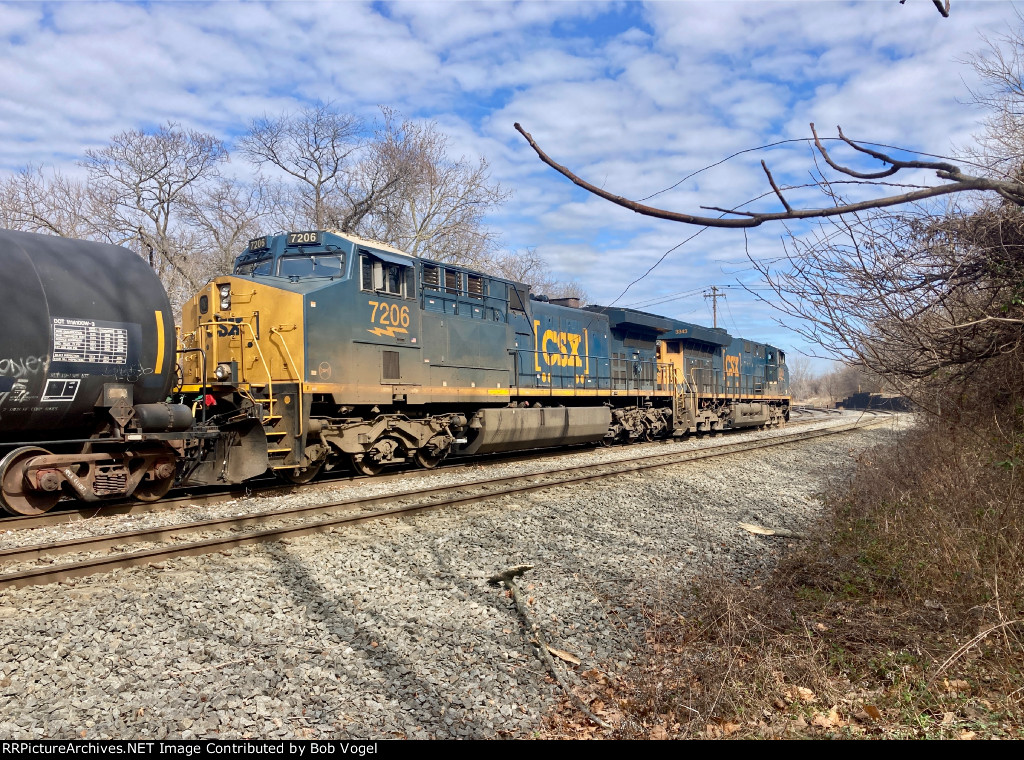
[248,236,269,252]
[287,231,322,246]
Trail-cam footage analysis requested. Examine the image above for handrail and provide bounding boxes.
[270,327,303,439]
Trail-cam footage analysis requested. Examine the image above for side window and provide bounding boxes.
[422,264,440,289]
[361,255,374,292]
[361,253,411,297]
[467,274,484,299]
[405,267,415,300]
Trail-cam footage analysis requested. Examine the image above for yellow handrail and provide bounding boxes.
[270,327,303,439]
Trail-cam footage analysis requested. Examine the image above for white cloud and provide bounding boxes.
[0,0,1019,366]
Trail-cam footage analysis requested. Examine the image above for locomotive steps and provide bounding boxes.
[0,412,892,589]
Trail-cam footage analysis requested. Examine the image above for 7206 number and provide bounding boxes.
[369,301,410,328]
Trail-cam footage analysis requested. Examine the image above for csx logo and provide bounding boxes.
[216,318,243,337]
[540,329,583,367]
[725,355,740,377]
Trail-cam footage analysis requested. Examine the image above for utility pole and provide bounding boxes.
[704,286,724,328]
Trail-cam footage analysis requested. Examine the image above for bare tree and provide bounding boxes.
[183,176,275,275]
[487,247,588,303]
[82,122,227,301]
[360,111,510,267]
[238,102,398,232]
[0,166,99,239]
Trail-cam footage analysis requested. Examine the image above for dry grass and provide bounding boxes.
[543,412,1024,739]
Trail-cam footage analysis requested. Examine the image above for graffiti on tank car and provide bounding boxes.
[0,356,48,379]
[103,363,153,383]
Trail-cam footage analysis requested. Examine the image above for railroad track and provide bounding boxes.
[0,412,892,590]
[0,410,841,534]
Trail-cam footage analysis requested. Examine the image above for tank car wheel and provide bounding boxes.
[351,454,385,477]
[278,460,324,485]
[133,475,175,502]
[0,447,61,516]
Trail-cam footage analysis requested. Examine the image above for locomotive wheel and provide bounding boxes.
[0,447,61,516]
[279,460,324,485]
[351,454,384,477]
[133,475,175,502]
[413,449,446,469]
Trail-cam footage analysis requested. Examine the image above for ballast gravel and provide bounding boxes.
[0,412,906,738]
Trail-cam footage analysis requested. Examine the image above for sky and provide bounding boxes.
[0,0,1018,370]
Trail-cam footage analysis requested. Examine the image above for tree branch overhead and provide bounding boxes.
[514,122,1024,228]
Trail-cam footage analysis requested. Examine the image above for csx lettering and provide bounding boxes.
[725,355,740,377]
[216,318,244,338]
[541,330,583,367]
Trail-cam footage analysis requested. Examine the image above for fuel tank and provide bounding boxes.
[0,229,176,437]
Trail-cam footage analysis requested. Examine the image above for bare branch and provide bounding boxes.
[760,160,792,212]
[514,122,1024,228]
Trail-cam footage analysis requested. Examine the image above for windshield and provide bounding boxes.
[234,255,272,276]
[278,253,346,278]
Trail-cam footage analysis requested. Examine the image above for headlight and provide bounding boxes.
[215,363,231,381]
[218,283,231,310]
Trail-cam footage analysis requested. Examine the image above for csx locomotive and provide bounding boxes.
[0,227,789,514]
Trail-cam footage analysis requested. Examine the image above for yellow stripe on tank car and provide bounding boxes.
[154,310,165,374]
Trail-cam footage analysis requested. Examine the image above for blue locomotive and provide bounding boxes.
[178,230,789,483]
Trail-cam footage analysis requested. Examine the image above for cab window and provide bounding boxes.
[279,253,345,278]
[234,255,272,276]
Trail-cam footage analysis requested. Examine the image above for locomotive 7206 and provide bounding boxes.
[176,229,789,485]
[0,227,789,514]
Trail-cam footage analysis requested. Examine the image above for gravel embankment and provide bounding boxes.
[0,413,905,738]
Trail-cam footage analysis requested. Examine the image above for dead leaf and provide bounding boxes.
[546,646,581,666]
[649,726,668,740]
[783,685,816,703]
[959,731,976,740]
[722,721,742,736]
[590,700,605,713]
[815,622,828,632]
[705,723,721,738]
[944,679,971,695]
[863,705,881,721]
[812,707,843,728]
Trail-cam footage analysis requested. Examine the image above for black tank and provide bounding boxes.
[0,229,176,438]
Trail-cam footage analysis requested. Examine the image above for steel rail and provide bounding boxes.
[0,414,836,533]
[0,414,892,589]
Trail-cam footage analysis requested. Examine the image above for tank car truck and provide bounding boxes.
[0,229,200,514]
[177,230,789,484]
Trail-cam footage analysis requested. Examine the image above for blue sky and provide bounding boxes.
[0,0,1017,369]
